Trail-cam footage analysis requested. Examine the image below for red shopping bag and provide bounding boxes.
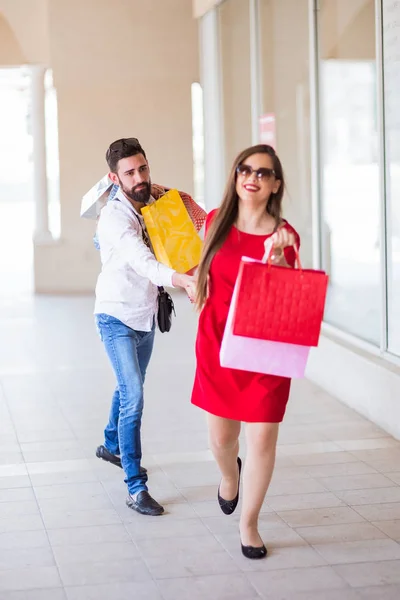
[232,246,328,347]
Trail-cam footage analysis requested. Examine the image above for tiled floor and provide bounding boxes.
[1,291,400,599]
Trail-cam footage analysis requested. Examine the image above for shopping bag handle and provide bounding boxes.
[261,237,302,270]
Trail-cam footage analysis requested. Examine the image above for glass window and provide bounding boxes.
[259,0,313,267]
[318,0,380,345]
[383,1,400,356]
[219,0,252,175]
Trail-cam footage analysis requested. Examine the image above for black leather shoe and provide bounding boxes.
[96,445,147,474]
[241,541,267,559]
[126,491,164,516]
[218,457,242,515]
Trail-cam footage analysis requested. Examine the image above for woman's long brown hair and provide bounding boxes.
[195,144,285,310]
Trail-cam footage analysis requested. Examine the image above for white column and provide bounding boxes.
[249,0,262,145]
[31,64,52,242]
[199,8,225,210]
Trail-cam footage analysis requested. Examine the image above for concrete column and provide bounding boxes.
[199,9,225,210]
[31,64,52,243]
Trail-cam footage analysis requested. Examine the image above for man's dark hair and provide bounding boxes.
[106,137,147,173]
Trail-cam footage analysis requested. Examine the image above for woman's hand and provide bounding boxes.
[266,228,297,266]
[272,227,297,250]
[172,273,196,302]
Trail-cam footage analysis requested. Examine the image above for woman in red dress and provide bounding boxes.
[192,144,299,559]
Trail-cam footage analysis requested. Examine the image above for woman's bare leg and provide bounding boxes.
[207,413,241,500]
[239,422,279,547]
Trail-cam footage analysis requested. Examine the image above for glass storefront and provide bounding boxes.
[259,0,313,267]
[209,0,400,358]
[318,0,381,345]
[383,0,400,355]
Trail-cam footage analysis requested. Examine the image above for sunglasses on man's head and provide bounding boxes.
[107,137,140,154]
[236,164,276,181]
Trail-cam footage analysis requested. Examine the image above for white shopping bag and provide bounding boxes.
[80,174,115,219]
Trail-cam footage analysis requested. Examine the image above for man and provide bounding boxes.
[95,137,196,516]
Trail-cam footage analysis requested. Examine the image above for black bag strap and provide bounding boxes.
[129,205,164,294]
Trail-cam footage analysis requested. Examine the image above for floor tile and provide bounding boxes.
[368,459,400,474]
[317,473,395,492]
[247,566,348,598]
[295,522,388,544]
[336,487,400,506]
[58,557,151,586]
[0,465,27,477]
[30,470,99,487]
[37,494,114,513]
[266,492,345,512]
[0,546,55,570]
[313,539,400,564]
[26,459,93,476]
[0,530,49,550]
[290,452,360,466]
[0,567,61,592]
[125,516,210,540]
[350,449,400,464]
[41,507,121,530]
[372,519,400,541]
[48,524,132,546]
[357,585,400,599]
[0,501,39,519]
[279,441,343,456]
[135,533,224,558]
[273,591,360,600]
[387,472,400,484]
[145,550,238,579]
[33,481,106,500]
[305,462,378,478]
[157,573,260,600]
[353,503,400,521]
[277,506,366,528]
[0,476,31,490]
[0,514,44,534]
[335,560,400,587]
[202,512,287,535]
[53,541,140,565]
[0,488,35,503]
[0,589,66,600]
[65,581,162,600]
[336,438,400,451]
[267,478,327,496]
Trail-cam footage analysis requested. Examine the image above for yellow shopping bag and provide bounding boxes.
[141,189,203,273]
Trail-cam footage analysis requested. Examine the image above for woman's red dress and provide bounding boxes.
[191,210,300,423]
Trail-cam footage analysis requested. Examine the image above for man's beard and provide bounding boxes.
[119,178,152,205]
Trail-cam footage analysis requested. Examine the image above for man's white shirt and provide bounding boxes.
[94,189,175,331]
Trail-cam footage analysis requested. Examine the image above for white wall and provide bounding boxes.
[0,0,199,293]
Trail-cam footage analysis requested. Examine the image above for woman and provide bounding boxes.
[192,144,299,559]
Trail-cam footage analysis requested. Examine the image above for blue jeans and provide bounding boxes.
[95,314,155,495]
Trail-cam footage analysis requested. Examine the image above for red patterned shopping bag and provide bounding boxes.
[232,246,328,347]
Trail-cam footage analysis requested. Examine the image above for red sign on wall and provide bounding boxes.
[259,113,276,149]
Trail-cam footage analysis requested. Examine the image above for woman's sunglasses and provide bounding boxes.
[236,164,276,181]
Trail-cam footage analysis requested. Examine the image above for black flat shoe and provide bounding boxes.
[241,542,267,560]
[126,491,164,516]
[96,445,147,474]
[218,457,242,515]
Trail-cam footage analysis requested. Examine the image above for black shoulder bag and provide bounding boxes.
[132,210,176,333]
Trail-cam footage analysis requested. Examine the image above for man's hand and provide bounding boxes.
[172,273,196,302]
